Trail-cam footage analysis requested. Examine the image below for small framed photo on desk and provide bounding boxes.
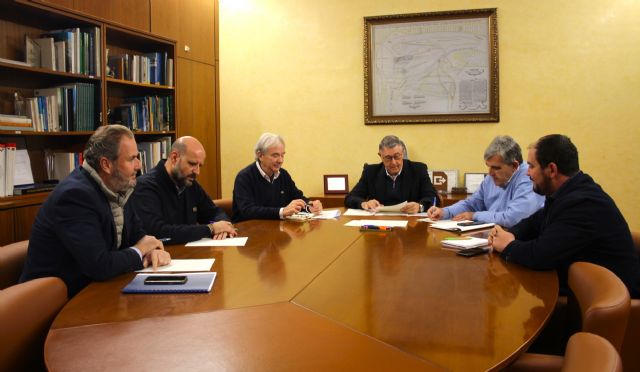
[465,173,486,194]
[324,175,349,194]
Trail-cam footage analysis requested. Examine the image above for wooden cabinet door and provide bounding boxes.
[0,209,15,246]
[37,0,151,31]
[14,204,41,242]
[150,0,215,64]
[176,58,219,198]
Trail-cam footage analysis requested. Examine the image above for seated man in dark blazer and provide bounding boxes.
[489,134,639,297]
[232,132,322,223]
[130,136,236,244]
[345,135,438,214]
[20,125,171,297]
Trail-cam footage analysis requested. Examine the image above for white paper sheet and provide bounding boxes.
[344,219,408,228]
[429,220,495,232]
[312,209,341,219]
[136,258,215,273]
[185,237,248,247]
[343,208,427,217]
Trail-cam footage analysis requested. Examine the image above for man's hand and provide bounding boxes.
[211,221,237,240]
[283,199,306,217]
[135,235,164,256]
[308,200,323,213]
[452,211,475,221]
[401,202,421,214]
[488,225,515,253]
[361,199,381,211]
[142,249,171,270]
[427,206,445,220]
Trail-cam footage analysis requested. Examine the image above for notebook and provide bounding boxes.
[430,220,495,232]
[441,237,489,250]
[122,272,217,294]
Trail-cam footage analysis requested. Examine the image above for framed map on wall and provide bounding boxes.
[364,8,499,124]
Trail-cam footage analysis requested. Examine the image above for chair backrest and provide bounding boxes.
[0,277,68,371]
[562,332,622,372]
[213,198,233,218]
[568,262,630,352]
[0,240,29,289]
[621,230,640,372]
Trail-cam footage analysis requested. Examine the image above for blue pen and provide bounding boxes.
[433,196,437,207]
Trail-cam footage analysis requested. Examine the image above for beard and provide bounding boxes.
[112,167,136,193]
[171,166,196,188]
[533,175,553,196]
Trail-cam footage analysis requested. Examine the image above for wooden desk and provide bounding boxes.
[45,214,557,371]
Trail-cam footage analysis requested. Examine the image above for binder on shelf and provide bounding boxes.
[0,144,5,197]
[4,143,17,198]
[122,272,217,294]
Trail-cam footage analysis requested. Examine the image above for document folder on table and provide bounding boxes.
[122,272,217,294]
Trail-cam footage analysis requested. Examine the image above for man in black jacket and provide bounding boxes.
[344,135,438,214]
[490,134,639,297]
[130,136,236,243]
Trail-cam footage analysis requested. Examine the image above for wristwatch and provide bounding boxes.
[419,204,424,213]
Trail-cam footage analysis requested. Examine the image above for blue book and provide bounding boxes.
[122,272,217,294]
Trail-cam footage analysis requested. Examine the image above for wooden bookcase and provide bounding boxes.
[0,0,177,245]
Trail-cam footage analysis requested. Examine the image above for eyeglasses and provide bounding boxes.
[381,153,403,162]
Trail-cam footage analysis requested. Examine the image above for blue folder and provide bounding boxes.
[122,272,217,294]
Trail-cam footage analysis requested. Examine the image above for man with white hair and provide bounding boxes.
[232,132,322,222]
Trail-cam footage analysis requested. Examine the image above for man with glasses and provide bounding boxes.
[130,136,236,243]
[345,135,438,214]
[232,132,322,222]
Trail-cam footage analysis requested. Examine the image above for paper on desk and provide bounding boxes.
[186,237,248,247]
[136,258,215,272]
[344,208,428,217]
[344,219,408,228]
[417,217,434,223]
[429,220,495,232]
[312,209,341,219]
[377,201,407,212]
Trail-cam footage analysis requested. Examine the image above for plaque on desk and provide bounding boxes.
[323,174,349,194]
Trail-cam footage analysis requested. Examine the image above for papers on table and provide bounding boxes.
[441,237,489,250]
[417,217,434,223]
[312,209,341,219]
[186,237,248,247]
[429,220,495,232]
[377,201,407,212]
[344,219,408,228]
[343,209,428,217]
[136,258,215,273]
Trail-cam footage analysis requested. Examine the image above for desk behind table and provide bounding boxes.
[46,210,557,371]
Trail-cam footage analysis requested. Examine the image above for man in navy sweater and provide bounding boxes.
[232,132,322,223]
[490,134,639,297]
[130,136,236,244]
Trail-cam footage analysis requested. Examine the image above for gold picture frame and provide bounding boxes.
[364,8,499,125]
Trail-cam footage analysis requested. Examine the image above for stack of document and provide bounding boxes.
[430,220,495,232]
[441,237,489,250]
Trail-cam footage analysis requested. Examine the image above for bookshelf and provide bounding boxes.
[0,0,177,244]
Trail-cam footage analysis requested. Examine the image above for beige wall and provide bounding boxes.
[219,0,640,230]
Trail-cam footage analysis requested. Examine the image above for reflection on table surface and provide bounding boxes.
[47,211,557,371]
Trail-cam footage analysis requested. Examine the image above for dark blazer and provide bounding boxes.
[20,167,145,297]
[130,160,229,244]
[502,171,640,297]
[344,159,438,210]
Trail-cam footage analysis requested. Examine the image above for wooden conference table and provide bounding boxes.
[45,211,558,371]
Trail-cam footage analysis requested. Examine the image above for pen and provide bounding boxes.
[432,196,437,207]
[361,225,393,231]
[158,238,171,242]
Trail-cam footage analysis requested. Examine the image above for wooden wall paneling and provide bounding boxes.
[72,0,150,32]
[150,0,215,64]
[13,204,41,241]
[0,209,15,246]
[31,0,75,10]
[176,58,219,198]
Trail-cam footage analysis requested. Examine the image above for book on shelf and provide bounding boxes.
[53,152,83,181]
[13,183,57,195]
[33,37,56,70]
[0,114,32,125]
[3,143,17,198]
[25,36,40,67]
[0,144,5,197]
[0,57,31,67]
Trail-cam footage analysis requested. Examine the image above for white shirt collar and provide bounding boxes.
[256,161,280,183]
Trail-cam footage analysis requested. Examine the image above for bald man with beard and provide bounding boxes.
[130,136,237,244]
